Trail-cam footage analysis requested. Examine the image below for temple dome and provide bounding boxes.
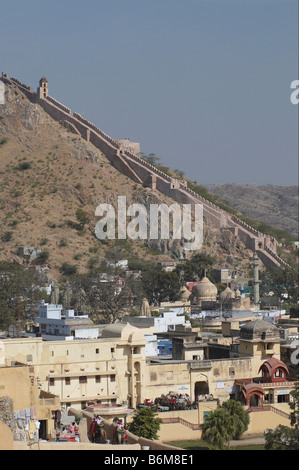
[180,286,191,301]
[220,286,234,301]
[240,319,280,342]
[195,276,217,302]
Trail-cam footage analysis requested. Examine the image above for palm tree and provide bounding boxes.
[203,407,234,449]
[203,400,250,449]
[222,400,250,439]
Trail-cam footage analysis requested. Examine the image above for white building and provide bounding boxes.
[125,308,190,334]
[35,302,99,341]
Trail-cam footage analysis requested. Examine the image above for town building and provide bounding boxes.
[0,361,60,446]
[1,317,296,412]
[35,302,97,340]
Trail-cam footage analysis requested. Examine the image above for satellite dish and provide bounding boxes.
[8,324,17,338]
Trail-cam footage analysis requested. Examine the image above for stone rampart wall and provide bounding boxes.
[5,75,287,267]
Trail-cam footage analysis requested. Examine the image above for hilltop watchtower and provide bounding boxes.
[37,76,48,99]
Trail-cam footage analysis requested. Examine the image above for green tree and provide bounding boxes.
[139,152,161,166]
[265,377,299,450]
[127,407,163,440]
[265,425,299,450]
[289,377,299,428]
[260,266,298,307]
[221,400,250,439]
[202,407,234,450]
[75,208,89,229]
[175,252,216,282]
[0,261,48,329]
[141,264,182,305]
[203,400,250,449]
[60,262,78,277]
[71,270,144,323]
[33,250,49,265]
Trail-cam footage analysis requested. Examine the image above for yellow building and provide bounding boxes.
[0,362,60,445]
[0,319,295,414]
[1,323,146,409]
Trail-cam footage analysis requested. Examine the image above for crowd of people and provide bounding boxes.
[59,421,80,442]
[89,415,128,444]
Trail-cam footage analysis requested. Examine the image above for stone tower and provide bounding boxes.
[239,319,281,374]
[252,252,261,311]
[37,76,48,99]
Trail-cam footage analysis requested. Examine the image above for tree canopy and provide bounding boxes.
[260,265,298,306]
[202,400,250,449]
[174,252,216,283]
[127,407,163,440]
[0,261,48,329]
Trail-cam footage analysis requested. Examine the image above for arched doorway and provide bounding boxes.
[249,393,262,407]
[194,381,209,399]
[240,384,265,408]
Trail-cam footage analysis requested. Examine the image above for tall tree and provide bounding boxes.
[203,400,250,449]
[141,265,182,305]
[72,271,144,323]
[127,407,163,440]
[260,266,298,306]
[221,400,250,439]
[202,407,234,450]
[0,261,48,329]
[175,252,216,282]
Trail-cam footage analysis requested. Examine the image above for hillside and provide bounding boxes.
[203,184,298,239]
[0,81,255,280]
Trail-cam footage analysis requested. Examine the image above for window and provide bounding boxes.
[278,394,289,403]
[65,377,71,385]
[95,376,101,383]
[79,376,87,384]
[110,375,116,382]
[214,368,220,377]
[96,348,99,354]
[49,378,55,386]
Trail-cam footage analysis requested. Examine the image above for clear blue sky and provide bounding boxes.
[1,0,298,185]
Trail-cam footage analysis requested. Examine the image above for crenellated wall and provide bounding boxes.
[2,74,289,268]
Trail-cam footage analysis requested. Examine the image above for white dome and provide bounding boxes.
[195,276,217,301]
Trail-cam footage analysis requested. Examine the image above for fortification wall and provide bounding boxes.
[5,74,287,267]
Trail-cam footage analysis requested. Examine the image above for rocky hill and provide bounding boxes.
[0,80,257,280]
[204,184,298,239]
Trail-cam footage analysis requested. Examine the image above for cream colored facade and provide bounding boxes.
[144,356,254,403]
[0,320,291,411]
[0,363,60,442]
[1,323,146,409]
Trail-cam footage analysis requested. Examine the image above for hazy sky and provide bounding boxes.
[1,0,298,185]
